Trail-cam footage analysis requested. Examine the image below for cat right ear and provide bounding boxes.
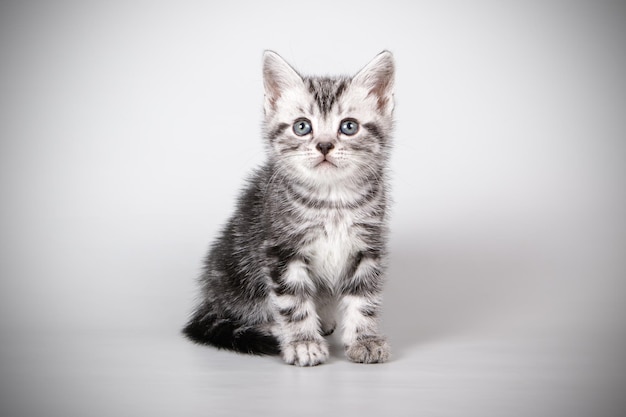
[263,51,303,113]
[352,51,395,116]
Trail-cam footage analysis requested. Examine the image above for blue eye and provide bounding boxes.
[293,119,312,136]
[340,119,359,136]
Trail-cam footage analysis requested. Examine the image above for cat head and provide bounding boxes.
[262,51,394,188]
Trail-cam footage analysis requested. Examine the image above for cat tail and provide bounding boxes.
[182,307,280,355]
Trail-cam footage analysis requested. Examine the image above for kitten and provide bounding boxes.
[183,51,394,366]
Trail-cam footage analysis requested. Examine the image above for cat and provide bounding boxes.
[183,50,394,366]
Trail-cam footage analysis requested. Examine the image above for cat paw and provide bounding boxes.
[282,339,329,366]
[345,336,390,364]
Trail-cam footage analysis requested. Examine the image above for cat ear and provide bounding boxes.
[263,50,303,113]
[352,51,395,115]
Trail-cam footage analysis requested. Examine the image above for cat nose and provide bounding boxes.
[316,142,334,156]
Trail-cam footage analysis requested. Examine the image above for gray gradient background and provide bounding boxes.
[1,1,625,416]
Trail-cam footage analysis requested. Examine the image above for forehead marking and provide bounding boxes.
[306,77,349,116]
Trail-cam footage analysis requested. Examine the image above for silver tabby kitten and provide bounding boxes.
[183,51,394,366]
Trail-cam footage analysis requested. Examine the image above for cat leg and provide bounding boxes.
[339,254,390,364]
[270,259,329,366]
[315,287,337,336]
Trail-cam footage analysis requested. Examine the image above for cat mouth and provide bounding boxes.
[315,158,337,168]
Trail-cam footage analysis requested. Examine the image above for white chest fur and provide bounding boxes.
[305,209,362,286]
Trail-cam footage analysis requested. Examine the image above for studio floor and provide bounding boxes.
[2,229,624,417]
[1,321,622,417]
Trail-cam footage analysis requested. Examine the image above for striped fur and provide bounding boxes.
[183,51,395,366]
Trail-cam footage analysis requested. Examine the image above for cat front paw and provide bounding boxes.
[345,336,390,364]
[282,339,329,366]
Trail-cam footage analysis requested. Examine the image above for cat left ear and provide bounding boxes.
[352,51,395,115]
[263,50,303,113]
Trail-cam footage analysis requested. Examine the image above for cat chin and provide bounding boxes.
[303,168,361,188]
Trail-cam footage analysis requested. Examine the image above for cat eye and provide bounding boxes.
[339,119,359,136]
[293,119,312,136]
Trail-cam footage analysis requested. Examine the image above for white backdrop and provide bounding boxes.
[1,1,625,416]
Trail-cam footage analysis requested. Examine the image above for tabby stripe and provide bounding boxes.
[277,303,310,323]
[341,255,384,296]
[284,182,381,210]
[363,122,384,141]
[284,309,309,323]
[267,123,289,141]
[307,78,349,115]
[274,278,317,297]
[354,222,383,237]
[359,306,378,317]
[267,245,302,284]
